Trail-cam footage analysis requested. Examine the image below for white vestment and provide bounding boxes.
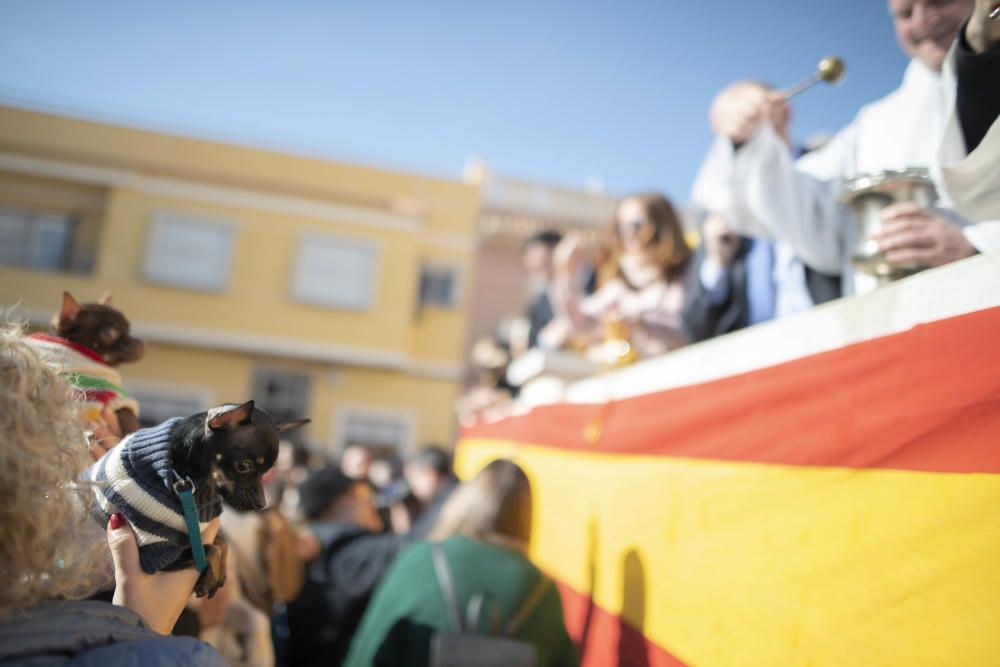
[691,45,1000,296]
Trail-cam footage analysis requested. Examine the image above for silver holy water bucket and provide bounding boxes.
[843,168,937,283]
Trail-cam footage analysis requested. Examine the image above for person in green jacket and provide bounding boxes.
[344,459,578,667]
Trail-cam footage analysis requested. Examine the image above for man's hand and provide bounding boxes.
[702,214,741,268]
[873,202,978,268]
[108,513,221,635]
[710,81,790,145]
[965,0,1000,53]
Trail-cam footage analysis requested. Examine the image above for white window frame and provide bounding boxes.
[142,210,236,292]
[332,405,416,456]
[291,232,380,311]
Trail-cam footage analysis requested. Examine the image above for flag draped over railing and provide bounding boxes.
[456,255,1000,667]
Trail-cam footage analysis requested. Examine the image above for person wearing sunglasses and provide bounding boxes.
[541,192,692,360]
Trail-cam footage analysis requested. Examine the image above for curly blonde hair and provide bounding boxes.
[0,322,104,614]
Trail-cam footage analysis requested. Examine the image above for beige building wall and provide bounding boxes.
[0,105,480,457]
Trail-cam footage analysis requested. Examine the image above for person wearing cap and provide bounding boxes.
[691,0,1000,297]
[276,466,409,667]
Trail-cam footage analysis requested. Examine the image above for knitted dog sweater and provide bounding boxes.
[26,333,140,422]
[87,419,221,573]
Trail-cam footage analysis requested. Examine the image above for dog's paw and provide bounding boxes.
[194,536,228,598]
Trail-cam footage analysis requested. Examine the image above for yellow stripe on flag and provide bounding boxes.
[457,438,1000,666]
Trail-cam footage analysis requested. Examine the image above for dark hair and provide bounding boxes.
[524,230,563,250]
[298,466,356,519]
[408,445,453,476]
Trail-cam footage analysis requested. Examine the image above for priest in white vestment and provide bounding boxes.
[691,0,1000,296]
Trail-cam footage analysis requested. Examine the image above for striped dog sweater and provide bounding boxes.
[87,418,221,573]
[26,333,140,422]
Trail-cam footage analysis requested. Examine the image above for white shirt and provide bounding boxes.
[691,46,1000,296]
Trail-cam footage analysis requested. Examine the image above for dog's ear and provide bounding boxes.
[207,400,255,431]
[59,291,81,324]
[98,291,113,306]
[276,418,310,433]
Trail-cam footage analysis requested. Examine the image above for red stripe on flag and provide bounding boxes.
[555,580,688,667]
[463,306,1000,474]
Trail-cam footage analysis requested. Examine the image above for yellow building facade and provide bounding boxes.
[0,105,480,456]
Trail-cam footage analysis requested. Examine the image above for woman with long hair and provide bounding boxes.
[345,459,577,667]
[542,192,693,359]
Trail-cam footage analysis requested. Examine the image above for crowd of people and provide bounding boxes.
[1,1,998,665]
[460,0,999,422]
[0,321,566,666]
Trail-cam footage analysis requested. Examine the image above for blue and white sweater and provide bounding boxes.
[87,419,221,574]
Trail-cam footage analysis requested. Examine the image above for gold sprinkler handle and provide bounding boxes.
[781,56,845,100]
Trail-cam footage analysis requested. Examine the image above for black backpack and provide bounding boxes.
[429,544,551,667]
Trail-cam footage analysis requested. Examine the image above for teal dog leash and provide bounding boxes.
[171,472,208,573]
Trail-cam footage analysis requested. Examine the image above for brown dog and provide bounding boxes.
[28,291,145,437]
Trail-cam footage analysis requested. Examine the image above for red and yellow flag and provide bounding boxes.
[456,260,1000,666]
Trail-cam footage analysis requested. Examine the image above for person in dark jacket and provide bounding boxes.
[278,466,410,667]
[522,230,564,351]
[0,324,223,667]
[0,601,223,666]
[404,446,459,539]
[683,213,840,343]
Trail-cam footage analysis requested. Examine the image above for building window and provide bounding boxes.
[143,211,235,291]
[126,383,212,429]
[251,368,311,425]
[0,206,77,271]
[291,233,378,310]
[418,263,460,308]
[337,408,413,456]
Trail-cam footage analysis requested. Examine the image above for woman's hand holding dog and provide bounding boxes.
[107,512,222,634]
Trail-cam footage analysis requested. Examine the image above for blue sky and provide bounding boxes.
[0,1,909,201]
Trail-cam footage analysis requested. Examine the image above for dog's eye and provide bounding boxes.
[235,459,254,474]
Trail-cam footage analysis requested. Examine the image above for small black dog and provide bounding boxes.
[88,400,309,597]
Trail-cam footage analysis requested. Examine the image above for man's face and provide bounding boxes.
[888,0,972,71]
[523,243,554,282]
[341,445,373,480]
[404,464,441,504]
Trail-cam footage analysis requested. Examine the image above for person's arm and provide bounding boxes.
[343,543,427,667]
[956,5,1000,153]
[936,5,1000,236]
[683,254,746,343]
[326,531,408,610]
[730,123,853,275]
[693,82,854,275]
[107,514,222,635]
[526,583,580,667]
